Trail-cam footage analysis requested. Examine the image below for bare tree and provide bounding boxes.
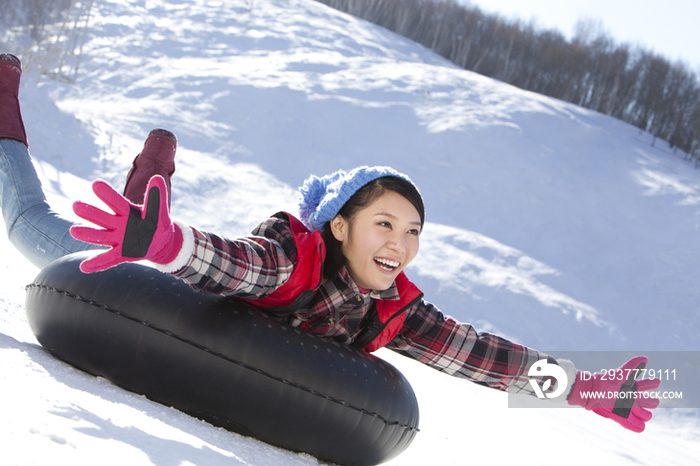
[315,0,700,162]
[0,0,94,81]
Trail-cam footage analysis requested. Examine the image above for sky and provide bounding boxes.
[462,0,700,71]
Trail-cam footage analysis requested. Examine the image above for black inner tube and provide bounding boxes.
[25,252,420,466]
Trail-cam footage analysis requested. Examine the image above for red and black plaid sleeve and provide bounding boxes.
[172,217,297,299]
[386,299,551,397]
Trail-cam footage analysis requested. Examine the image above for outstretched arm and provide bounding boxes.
[387,300,659,432]
[168,216,299,298]
[72,177,300,298]
[386,300,563,396]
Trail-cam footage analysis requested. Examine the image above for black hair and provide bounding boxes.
[321,176,425,280]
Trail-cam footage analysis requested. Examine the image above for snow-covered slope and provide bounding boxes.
[1,0,699,464]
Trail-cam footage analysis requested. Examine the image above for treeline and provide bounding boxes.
[316,0,700,160]
[0,0,94,81]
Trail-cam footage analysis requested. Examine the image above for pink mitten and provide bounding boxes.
[70,175,182,273]
[568,356,661,432]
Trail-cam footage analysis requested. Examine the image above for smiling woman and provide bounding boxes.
[330,190,421,291]
[318,173,425,290]
[0,52,665,465]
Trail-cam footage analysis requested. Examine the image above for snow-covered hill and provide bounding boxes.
[1,0,699,464]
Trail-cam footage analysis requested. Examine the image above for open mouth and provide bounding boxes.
[374,257,400,271]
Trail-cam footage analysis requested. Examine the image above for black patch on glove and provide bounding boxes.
[122,187,160,258]
[612,361,646,418]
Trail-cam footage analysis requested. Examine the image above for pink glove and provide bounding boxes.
[568,355,661,432]
[70,175,183,273]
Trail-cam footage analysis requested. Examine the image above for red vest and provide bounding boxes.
[360,272,423,352]
[243,213,423,352]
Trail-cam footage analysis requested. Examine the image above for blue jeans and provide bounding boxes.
[0,139,98,269]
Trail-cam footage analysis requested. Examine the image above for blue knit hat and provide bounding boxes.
[298,166,417,232]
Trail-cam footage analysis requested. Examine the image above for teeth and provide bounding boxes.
[375,258,400,269]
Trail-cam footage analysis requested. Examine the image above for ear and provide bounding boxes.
[329,214,349,242]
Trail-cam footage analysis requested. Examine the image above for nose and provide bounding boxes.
[387,231,406,255]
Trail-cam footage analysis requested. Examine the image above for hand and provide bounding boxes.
[70,175,182,273]
[567,356,661,432]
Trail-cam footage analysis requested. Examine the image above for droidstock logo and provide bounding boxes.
[528,359,568,399]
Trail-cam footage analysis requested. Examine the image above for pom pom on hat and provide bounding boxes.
[298,166,416,232]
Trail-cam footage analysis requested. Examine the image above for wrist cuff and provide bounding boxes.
[556,358,578,402]
[153,221,195,273]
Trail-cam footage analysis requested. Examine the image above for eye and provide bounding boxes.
[407,228,420,236]
[378,221,392,229]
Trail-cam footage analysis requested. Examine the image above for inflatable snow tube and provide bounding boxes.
[25,252,419,466]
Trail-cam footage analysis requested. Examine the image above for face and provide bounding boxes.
[330,190,422,291]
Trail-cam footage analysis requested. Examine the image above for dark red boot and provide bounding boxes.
[0,54,28,146]
[123,129,177,207]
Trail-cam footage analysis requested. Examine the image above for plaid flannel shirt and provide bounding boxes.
[172,216,553,398]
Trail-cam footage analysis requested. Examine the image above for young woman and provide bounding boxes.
[0,53,661,433]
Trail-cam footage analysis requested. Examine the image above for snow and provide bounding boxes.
[1,0,699,464]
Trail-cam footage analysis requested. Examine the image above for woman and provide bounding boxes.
[0,53,660,433]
